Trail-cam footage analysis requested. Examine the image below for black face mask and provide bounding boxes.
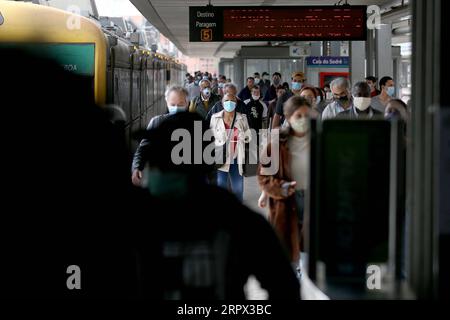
[338,95,349,103]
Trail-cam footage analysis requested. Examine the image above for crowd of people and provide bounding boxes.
[3,46,408,299]
[131,70,409,280]
[2,49,303,300]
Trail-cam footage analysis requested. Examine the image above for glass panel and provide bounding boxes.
[245,59,269,84]
[269,59,304,84]
[223,63,234,82]
[399,58,412,104]
[242,58,306,87]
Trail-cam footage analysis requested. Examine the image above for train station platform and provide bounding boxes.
[1,0,449,301]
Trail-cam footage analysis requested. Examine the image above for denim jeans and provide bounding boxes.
[217,159,243,202]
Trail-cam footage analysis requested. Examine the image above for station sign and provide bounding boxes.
[306,56,349,67]
[189,6,223,42]
[189,5,367,42]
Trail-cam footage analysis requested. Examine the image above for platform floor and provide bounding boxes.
[243,175,268,218]
[242,176,328,300]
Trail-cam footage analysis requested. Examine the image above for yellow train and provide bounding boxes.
[0,1,186,147]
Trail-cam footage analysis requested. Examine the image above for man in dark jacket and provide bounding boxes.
[243,85,268,132]
[131,86,190,186]
[264,72,282,104]
[238,77,255,102]
[260,72,271,98]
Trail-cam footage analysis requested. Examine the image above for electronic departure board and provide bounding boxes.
[189,6,367,42]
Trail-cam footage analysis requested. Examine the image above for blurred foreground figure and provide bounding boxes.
[0,48,142,298]
[137,112,300,300]
[0,49,299,300]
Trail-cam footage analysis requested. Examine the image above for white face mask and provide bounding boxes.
[326,92,333,100]
[254,78,260,85]
[353,97,372,111]
[252,95,260,101]
[290,117,308,134]
[202,88,211,97]
[168,105,186,114]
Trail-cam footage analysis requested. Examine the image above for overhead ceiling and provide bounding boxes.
[130,0,408,58]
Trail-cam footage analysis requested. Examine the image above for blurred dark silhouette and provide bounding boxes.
[135,112,300,299]
[0,48,141,298]
[0,48,299,300]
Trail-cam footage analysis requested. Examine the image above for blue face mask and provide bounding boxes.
[387,86,395,97]
[292,82,303,91]
[146,169,189,199]
[385,110,401,122]
[223,100,236,112]
[168,105,186,114]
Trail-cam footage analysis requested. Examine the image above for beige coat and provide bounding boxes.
[210,110,252,176]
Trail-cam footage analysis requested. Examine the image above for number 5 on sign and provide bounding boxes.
[201,29,213,41]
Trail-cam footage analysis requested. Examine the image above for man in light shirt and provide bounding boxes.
[371,76,396,113]
[322,77,354,120]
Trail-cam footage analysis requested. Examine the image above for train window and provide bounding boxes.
[0,43,96,77]
[1,43,96,100]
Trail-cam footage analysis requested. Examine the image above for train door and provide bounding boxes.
[147,58,155,125]
[153,60,160,120]
[130,51,141,151]
[159,61,165,114]
[139,54,147,131]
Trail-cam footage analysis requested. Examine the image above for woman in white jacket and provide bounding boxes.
[210,93,252,202]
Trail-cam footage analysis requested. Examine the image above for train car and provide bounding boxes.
[0,1,186,148]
